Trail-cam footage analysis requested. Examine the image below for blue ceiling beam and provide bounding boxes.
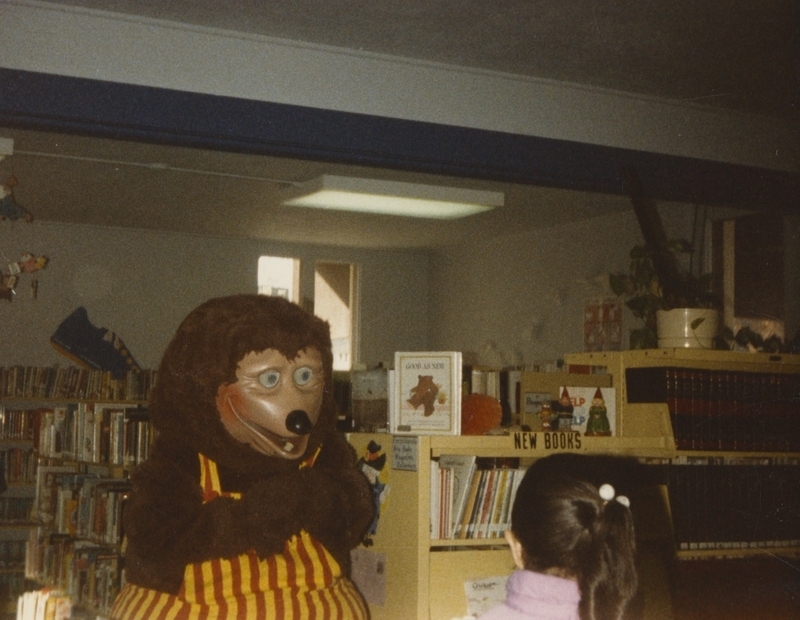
[1,68,797,213]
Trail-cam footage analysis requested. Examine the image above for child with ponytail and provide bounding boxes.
[479,454,639,620]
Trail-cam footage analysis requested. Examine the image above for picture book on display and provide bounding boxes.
[560,386,616,436]
[391,352,462,435]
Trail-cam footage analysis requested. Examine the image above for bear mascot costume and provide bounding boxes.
[110,295,375,619]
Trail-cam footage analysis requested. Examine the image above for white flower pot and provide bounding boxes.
[656,308,719,349]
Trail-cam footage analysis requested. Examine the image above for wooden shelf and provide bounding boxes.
[1,394,150,617]
[430,538,508,549]
[566,348,800,371]
[427,433,674,458]
[346,350,800,619]
[1,398,146,405]
[675,546,800,560]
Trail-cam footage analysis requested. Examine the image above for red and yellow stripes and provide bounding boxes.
[110,454,368,620]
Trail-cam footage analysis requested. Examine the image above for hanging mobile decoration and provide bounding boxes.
[1,251,49,301]
[0,175,34,222]
[0,162,48,300]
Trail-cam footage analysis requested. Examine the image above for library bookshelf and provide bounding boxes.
[348,349,800,620]
[0,405,39,618]
[0,365,154,618]
[565,349,800,561]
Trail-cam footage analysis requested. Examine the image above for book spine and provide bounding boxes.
[674,369,692,450]
[457,470,482,539]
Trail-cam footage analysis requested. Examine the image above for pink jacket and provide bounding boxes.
[478,570,581,620]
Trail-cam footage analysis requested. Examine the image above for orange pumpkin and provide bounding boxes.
[461,392,502,435]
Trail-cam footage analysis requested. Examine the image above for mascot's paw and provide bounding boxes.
[295,473,361,549]
[243,478,307,558]
[242,469,353,557]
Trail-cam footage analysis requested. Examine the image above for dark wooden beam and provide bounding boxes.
[1,68,797,214]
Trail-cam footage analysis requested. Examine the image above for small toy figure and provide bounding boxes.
[8,252,48,276]
[0,251,48,301]
[0,177,34,222]
[357,440,388,546]
[538,401,556,430]
[551,387,575,431]
[584,387,612,436]
[17,252,48,273]
[0,274,14,301]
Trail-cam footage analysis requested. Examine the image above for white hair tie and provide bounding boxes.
[598,483,630,508]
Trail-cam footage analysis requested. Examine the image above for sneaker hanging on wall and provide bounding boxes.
[51,306,140,379]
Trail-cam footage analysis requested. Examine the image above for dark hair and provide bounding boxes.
[510,455,638,620]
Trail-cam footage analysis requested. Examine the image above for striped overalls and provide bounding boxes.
[110,454,368,619]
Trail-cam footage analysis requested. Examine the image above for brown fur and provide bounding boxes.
[122,295,374,593]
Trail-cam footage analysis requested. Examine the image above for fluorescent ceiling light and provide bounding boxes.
[282,175,503,219]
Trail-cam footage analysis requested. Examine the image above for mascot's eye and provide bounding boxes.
[258,370,281,389]
[294,366,314,386]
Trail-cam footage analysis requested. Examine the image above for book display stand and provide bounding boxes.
[349,349,800,620]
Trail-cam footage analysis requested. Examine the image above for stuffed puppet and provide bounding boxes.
[110,295,375,619]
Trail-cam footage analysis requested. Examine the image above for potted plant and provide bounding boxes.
[610,239,721,349]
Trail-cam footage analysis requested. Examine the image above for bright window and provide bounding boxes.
[315,261,356,371]
[257,256,300,302]
[258,256,357,370]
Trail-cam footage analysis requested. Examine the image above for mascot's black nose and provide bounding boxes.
[285,410,314,435]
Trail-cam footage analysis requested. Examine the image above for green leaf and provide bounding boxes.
[609,273,629,296]
[690,317,706,330]
[629,327,658,350]
[666,238,693,254]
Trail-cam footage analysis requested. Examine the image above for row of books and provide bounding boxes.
[665,461,800,551]
[0,364,155,402]
[0,496,35,523]
[643,455,800,466]
[0,406,38,441]
[33,467,130,546]
[521,361,607,375]
[626,367,800,452]
[391,352,617,437]
[431,455,524,540]
[2,445,37,484]
[463,366,519,414]
[17,587,71,620]
[25,533,121,617]
[38,403,151,468]
[463,364,610,418]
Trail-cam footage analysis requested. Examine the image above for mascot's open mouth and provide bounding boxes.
[225,396,309,458]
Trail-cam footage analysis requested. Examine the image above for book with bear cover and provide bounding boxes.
[391,352,462,435]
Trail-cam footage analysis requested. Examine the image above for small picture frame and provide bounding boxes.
[391,351,462,435]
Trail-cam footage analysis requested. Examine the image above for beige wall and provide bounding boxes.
[2,205,793,374]
[426,204,793,364]
[428,209,642,364]
[0,221,430,370]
